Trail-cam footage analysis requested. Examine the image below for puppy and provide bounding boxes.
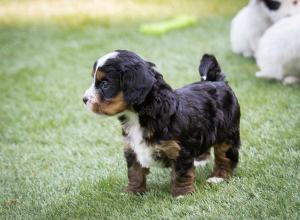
[230,0,272,57]
[256,15,300,84]
[230,0,300,57]
[83,50,241,198]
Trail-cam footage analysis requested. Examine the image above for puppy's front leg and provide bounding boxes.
[171,150,195,198]
[123,148,149,194]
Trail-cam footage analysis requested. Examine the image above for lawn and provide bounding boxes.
[0,0,299,219]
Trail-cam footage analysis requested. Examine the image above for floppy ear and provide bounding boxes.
[120,62,156,105]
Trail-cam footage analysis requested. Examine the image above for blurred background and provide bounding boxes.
[0,0,246,25]
[1,1,299,219]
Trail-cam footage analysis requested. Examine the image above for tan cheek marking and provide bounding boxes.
[95,70,105,81]
[100,92,128,115]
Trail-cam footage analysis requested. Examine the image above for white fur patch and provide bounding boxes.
[83,51,119,110]
[123,112,154,168]
[283,76,300,85]
[95,51,119,72]
[84,74,96,98]
[194,159,210,167]
[256,15,300,83]
[230,0,300,57]
[206,177,225,184]
[83,73,97,110]
[230,2,272,57]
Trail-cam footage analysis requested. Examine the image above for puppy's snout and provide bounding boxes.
[83,97,88,104]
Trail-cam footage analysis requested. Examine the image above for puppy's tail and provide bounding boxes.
[199,54,225,81]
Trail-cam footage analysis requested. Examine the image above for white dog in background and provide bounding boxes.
[256,15,300,84]
[230,0,271,57]
[230,0,300,58]
[231,0,300,84]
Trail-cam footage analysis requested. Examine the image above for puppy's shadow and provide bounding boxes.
[43,164,219,218]
[43,173,176,218]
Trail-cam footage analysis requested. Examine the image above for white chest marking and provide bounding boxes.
[123,112,154,168]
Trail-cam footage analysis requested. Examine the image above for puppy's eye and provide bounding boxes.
[100,80,109,90]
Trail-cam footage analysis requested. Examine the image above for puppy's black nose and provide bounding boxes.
[83,97,88,104]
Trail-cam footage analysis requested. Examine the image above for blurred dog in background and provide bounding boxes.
[230,0,300,58]
[231,0,300,84]
[256,15,300,84]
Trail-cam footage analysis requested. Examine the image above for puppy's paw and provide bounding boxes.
[175,195,185,199]
[256,71,282,80]
[206,177,225,184]
[171,186,195,198]
[283,76,300,85]
[123,186,146,195]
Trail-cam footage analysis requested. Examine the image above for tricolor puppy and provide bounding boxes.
[83,50,241,198]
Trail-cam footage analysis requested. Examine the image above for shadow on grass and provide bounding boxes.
[43,163,218,219]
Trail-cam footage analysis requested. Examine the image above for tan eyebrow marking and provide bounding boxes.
[95,69,105,82]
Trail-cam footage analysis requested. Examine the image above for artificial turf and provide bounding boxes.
[0,0,299,219]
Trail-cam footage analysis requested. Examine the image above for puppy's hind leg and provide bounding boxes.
[207,134,240,183]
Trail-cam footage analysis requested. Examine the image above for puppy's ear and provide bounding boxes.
[120,62,156,105]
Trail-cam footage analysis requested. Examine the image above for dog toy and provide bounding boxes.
[139,15,198,36]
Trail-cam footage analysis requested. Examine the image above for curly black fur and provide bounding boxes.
[128,54,241,157]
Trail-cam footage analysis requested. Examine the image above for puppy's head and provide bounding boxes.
[83,50,156,116]
[259,0,300,22]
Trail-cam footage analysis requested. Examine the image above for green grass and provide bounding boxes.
[0,0,300,219]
